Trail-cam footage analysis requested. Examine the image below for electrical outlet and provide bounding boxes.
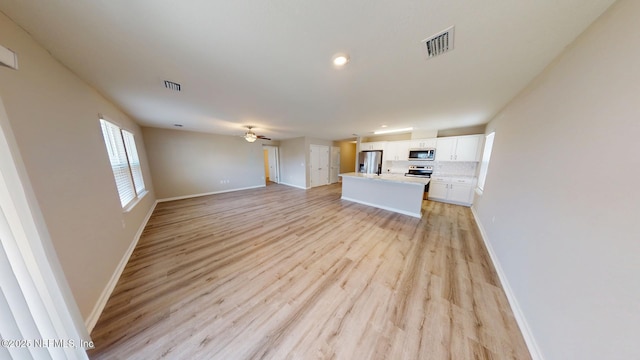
[492,216,496,223]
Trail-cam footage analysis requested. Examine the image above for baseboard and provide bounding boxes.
[341,196,422,218]
[470,207,544,360]
[278,182,309,190]
[85,200,158,333]
[157,185,266,202]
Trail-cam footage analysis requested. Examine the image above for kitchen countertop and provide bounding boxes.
[339,172,430,185]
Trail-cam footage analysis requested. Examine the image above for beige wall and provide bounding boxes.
[437,124,486,137]
[278,137,306,189]
[362,133,411,142]
[337,141,356,174]
[0,12,156,325]
[473,1,639,359]
[142,127,266,199]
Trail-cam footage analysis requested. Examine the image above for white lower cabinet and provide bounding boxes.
[428,177,476,206]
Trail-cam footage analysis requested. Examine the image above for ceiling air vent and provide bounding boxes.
[164,80,181,92]
[422,26,455,59]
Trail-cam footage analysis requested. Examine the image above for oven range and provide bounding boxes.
[404,165,433,178]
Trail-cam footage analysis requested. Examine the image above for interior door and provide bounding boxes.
[329,146,341,183]
[310,145,330,187]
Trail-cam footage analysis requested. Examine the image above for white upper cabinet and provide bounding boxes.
[410,138,437,149]
[385,140,411,161]
[361,141,386,151]
[435,135,483,162]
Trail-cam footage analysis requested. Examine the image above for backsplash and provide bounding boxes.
[433,161,478,177]
[383,160,478,177]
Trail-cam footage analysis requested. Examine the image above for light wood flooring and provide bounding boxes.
[89,183,531,360]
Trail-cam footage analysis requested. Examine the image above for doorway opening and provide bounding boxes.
[262,145,280,185]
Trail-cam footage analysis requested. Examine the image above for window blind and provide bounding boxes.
[122,130,145,195]
[100,119,136,207]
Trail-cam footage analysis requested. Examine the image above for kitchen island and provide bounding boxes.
[339,172,430,218]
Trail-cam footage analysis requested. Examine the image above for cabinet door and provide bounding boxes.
[435,138,456,161]
[454,136,482,161]
[428,181,449,200]
[409,140,423,149]
[421,138,437,148]
[448,183,474,204]
[384,142,399,161]
[409,139,436,149]
[395,141,411,160]
[370,142,385,151]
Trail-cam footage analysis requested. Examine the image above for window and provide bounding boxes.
[100,119,146,208]
[477,132,495,193]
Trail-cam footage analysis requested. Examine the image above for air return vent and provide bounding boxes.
[164,80,181,91]
[422,26,454,59]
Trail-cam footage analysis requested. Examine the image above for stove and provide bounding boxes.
[404,165,433,178]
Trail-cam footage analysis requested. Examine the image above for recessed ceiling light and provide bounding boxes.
[374,127,413,135]
[332,54,350,67]
[381,125,388,128]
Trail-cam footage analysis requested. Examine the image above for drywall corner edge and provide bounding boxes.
[85,200,158,333]
[470,207,544,360]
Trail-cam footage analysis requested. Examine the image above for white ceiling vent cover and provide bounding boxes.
[422,26,455,59]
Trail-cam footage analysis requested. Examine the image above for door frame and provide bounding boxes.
[0,96,90,359]
[262,145,280,184]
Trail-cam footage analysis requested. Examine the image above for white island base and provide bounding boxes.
[340,173,430,218]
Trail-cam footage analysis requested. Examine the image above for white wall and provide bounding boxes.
[279,137,307,189]
[142,127,266,199]
[473,1,640,359]
[0,12,156,325]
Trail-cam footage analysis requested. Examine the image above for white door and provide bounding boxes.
[329,146,341,183]
[310,145,330,187]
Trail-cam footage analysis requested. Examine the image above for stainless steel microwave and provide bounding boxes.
[408,148,436,161]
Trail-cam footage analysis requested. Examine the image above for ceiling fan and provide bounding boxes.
[243,126,271,142]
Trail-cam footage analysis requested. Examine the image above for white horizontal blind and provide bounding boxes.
[122,130,145,195]
[100,119,135,207]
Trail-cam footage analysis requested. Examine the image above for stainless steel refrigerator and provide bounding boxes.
[358,150,383,175]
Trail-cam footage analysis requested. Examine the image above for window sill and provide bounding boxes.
[123,190,148,213]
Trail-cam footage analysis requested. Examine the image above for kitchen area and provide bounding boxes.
[340,134,483,218]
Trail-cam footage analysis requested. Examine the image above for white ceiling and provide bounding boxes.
[0,0,615,140]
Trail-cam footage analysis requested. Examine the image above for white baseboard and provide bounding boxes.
[278,182,309,190]
[341,196,422,218]
[470,207,544,360]
[157,185,266,202]
[85,200,158,333]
